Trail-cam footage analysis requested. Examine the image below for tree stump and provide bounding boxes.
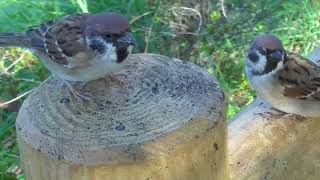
[16,53,227,180]
[229,48,320,180]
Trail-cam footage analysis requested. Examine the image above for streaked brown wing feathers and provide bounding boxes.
[279,53,320,101]
[27,14,88,65]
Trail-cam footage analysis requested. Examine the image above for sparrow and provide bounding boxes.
[0,12,136,101]
[245,35,320,117]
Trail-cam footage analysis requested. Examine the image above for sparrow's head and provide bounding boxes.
[84,12,136,63]
[246,35,286,76]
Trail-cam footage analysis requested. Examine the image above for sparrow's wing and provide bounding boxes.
[279,53,320,101]
[26,13,89,65]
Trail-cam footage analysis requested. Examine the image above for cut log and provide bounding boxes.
[229,48,320,180]
[16,53,228,180]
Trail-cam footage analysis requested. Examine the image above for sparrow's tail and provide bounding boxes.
[0,32,29,48]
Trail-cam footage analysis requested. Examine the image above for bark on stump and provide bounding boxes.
[229,48,320,180]
[16,53,227,180]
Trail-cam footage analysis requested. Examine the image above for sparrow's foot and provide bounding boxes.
[63,80,91,102]
[71,89,91,102]
[258,109,287,120]
[258,107,304,120]
[108,75,127,89]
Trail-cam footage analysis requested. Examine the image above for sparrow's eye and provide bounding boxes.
[270,50,283,62]
[103,34,112,39]
[258,48,267,55]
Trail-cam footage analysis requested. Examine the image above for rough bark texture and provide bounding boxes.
[229,48,320,180]
[16,53,227,180]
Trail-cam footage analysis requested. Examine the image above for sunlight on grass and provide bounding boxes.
[76,0,89,13]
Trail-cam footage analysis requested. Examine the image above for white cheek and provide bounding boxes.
[87,37,118,64]
[85,37,91,46]
[246,52,267,74]
[103,43,117,63]
[255,53,267,73]
[127,45,133,54]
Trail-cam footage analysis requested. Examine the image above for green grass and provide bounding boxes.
[1,0,320,179]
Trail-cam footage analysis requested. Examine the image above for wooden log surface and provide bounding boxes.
[16,53,228,180]
[229,48,320,180]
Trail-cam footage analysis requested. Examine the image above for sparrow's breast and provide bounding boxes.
[251,73,284,103]
[35,50,121,81]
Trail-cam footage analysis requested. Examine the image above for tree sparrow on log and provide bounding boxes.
[0,12,136,101]
[246,35,320,117]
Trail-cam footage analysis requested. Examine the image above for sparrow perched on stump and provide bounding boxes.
[0,12,136,101]
[245,35,320,117]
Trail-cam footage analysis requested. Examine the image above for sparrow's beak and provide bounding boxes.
[118,32,136,46]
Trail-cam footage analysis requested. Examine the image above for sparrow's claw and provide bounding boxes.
[258,110,287,120]
[258,107,304,120]
[63,80,91,102]
[71,89,91,102]
[108,75,128,89]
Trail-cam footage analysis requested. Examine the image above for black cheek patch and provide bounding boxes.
[248,52,259,63]
[116,47,129,63]
[89,39,105,54]
[263,55,281,74]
